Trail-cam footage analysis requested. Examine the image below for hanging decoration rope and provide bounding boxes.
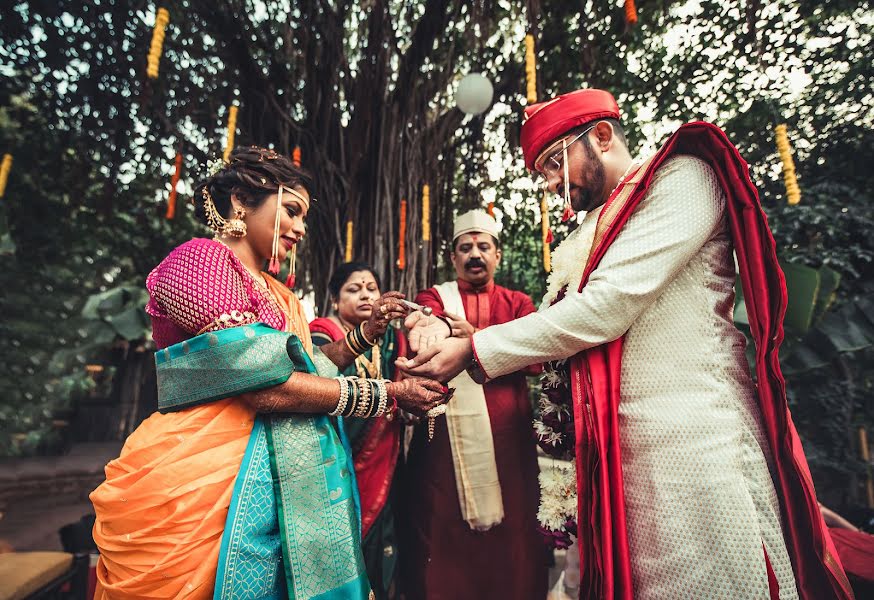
[525,29,550,271]
[774,124,801,205]
[165,152,182,219]
[0,154,12,199]
[524,33,537,105]
[345,220,353,262]
[421,185,430,242]
[287,147,302,288]
[146,8,170,79]
[286,246,297,289]
[222,105,238,163]
[540,192,552,273]
[624,0,638,26]
[398,198,408,270]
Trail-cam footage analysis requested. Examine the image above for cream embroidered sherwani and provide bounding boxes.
[472,155,800,599]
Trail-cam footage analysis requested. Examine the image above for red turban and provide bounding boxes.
[521,88,621,170]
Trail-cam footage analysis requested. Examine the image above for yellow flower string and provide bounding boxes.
[398,199,407,270]
[540,192,551,273]
[421,184,430,242]
[524,33,537,105]
[625,0,638,25]
[775,124,801,205]
[222,105,238,163]
[146,8,170,79]
[0,154,12,198]
[525,32,549,270]
[345,220,353,262]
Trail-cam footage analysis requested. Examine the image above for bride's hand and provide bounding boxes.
[386,377,452,417]
[363,291,408,339]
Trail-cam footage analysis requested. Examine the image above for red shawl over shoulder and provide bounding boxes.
[571,122,853,599]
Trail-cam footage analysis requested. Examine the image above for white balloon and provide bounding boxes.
[455,73,494,115]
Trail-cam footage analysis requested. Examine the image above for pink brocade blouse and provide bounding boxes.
[146,238,287,349]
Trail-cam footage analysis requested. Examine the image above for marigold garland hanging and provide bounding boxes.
[345,220,353,262]
[524,33,537,105]
[146,8,170,79]
[0,154,12,198]
[486,201,495,217]
[624,0,638,26]
[540,192,551,273]
[397,198,408,270]
[292,146,301,167]
[165,152,182,219]
[421,185,430,242]
[774,124,801,205]
[222,105,238,163]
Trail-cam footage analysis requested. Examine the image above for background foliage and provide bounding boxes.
[1,0,871,510]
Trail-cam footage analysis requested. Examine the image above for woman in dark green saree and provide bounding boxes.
[310,263,409,600]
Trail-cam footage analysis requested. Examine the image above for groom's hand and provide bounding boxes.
[395,337,473,382]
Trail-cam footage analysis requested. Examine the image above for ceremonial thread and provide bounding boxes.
[540,192,551,272]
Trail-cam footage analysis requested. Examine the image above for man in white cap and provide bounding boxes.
[398,209,547,599]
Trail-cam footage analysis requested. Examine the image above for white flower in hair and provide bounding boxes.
[206,157,225,177]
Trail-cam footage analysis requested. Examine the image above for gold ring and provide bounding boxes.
[380,304,388,315]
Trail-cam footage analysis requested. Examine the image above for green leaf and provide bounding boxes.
[781,261,821,334]
[106,306,149,341]
[812,265,840,323]
[817,305,874,353]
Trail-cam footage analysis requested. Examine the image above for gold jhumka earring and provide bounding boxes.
[225,206,247,238]
[202,188,247,238]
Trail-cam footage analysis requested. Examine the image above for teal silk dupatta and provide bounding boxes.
[155,323,371,599]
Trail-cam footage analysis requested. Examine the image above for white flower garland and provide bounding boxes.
[540,206,603,309]
[537,461,578,531]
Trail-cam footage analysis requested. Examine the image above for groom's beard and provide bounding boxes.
[571,141,607,212]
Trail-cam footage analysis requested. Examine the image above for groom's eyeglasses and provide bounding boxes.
[532,126,594,186]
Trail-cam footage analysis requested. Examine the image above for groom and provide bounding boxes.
[399,88,852,599]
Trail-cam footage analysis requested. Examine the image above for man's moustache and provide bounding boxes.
[465,260,486,269]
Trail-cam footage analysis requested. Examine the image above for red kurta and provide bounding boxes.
[398,279,548,600]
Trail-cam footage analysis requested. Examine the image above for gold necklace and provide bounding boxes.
[355,343,381,379]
